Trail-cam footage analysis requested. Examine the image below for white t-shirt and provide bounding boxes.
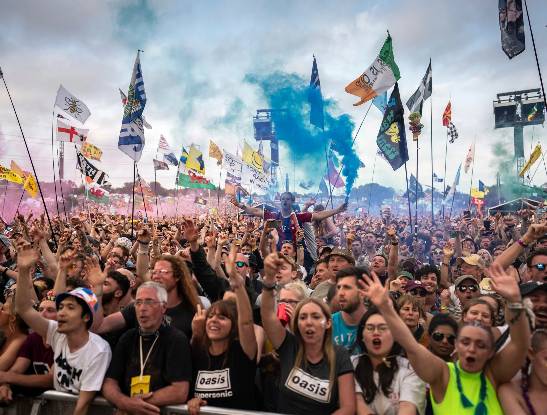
[46,320,112,394]
[351,355,426,415]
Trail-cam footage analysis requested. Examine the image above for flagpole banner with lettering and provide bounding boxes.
[55,85,91,124]
[76,150,111,186]
[443,164,461,205]
[82,142,103,161]
[241,163,271,191]
[499,0,525,59]
[376,82,409,171]
[308,56,324,130]
[222,150,242,177]
[406,60,432,115]
[345,35,400,106]
[242,141,264,172]
[118,51,147,162]
[464,136,476,173]
[56,120,88,143]
[0,166,22,184]
[23,174,38,198]
[519,143,542,178]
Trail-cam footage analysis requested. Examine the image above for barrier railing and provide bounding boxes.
[0,391,278,415]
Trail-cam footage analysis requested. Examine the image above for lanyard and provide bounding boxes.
[139,335,159,380]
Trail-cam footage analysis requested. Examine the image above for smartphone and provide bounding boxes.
[484,220,491,231]
[463,210,471,219]
[270,220,283,228]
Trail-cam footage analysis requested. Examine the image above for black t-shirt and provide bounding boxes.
[105,325,192,395]
[121,301,194,339]
[192,340,257,411]
[277,331,354,415]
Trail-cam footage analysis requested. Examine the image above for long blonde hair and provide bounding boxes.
[312,204,327,237]
[289,298,336,389]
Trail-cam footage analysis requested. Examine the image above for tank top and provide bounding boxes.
[430,361,503,415]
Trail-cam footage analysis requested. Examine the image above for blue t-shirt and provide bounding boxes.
[331,312,360,355]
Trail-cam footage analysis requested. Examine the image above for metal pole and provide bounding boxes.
[131,161,135,238]
[523,0,547,108]
[430,93,434,224]
[415,139,419,238]
[367,152,377,215]
[404,161,413,226]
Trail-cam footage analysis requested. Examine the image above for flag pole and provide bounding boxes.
[131,161,136,239]
[523,0,547,108]
[367,152,377,215]
[404,161,413,228]
[0,68,57,248]
[415,139,419,238]
[0,180,7,216]
[468,136,476,208]
[154,150,158,218]
[430,86,434,224]
[135,165,148,222]
[322,129,334,210]
[442,128,449,217]
[51,107,61,216]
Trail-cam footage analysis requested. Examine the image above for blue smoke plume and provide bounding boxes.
[243,70,361,194]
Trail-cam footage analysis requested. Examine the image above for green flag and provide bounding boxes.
[179,172,216,190]
[85,187,109,203]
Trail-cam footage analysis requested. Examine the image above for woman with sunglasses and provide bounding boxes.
[428,314,458,362]
[397,295,429,348]
[0,288,29,371]
[361,263,531,415]
[353,307,426,415]
[261,252,356,415]
[187,243,257,414]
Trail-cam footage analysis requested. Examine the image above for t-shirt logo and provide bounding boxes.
[55,353,82,392]
[285,368,331,403]
[195,369,231,392]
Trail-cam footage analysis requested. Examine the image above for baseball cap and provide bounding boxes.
[55,287,98,329]
[479,278,496,294]
[325,247,356,265]
[457,254,486,269]
[247,253,258,268]
[277,253,297,271]
[0,235,10,248]
[520,281,547,297]
[454,275,480,287]
[405,280,426,291]
[397,271,414,281]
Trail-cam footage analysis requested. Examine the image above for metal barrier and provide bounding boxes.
[0,391,278,415]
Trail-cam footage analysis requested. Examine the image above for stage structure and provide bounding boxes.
[253,109,292,187]
[493,89,545,184]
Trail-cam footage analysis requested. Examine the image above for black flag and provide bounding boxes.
[499,0,525,59]
[404,174,425,203]
[376,83,408,171]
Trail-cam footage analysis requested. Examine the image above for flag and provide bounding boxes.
[55,85,91,124]
[158,137,178,166]
[324,157,345,188]
[23,174,38,198]
[308,56,324,129]
[519,143,542,178]
[186,146,205,174]
[0,165,22,184]
[499,0,525,59]
[448,121,458,143]
[86,186,109,203]
[528,104,538,122]
[82,142,102,161]
[443,164,461,205]
[134,177,155,198]
[479,180,489,195]
[209,140,223,166]
[241,163,272,191]
[179,171,216,190]
[433,173,443,183]
[444,185,451,197]
[153,159,169,170]
[120,88,151,128]
[299,181,311,190]
[242,141,263,172]
[76,151,110,186]
[471,197,485,215]
[134,194,153,211]
[319,179,329,195]
[345,35,400,106]
[10,161,29,181]
[470,188,485,199]
[464,136,476,173]
[179,147,189,166]
[442,101,451,127]
[372,92,388,115]
[56,120,88,143]
[406,60,432,115]
[225,171,241,194]
[225,182,237,195]
[376,82,409,171]
[404,174,425,203]
[222,150,242,177]
[118,52,147,161]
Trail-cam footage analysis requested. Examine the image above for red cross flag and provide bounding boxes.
[56,120,88,143]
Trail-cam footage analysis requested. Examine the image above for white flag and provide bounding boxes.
[464,136,476,174]
[222,150,242,178]
[56,120,88,143]
[157,135,172,155]
[241,163,271,191]
[119,88,152,129]
[55,85,91,124]
[406,60,432,115]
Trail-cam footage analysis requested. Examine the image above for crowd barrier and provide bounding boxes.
[0,391,278,415]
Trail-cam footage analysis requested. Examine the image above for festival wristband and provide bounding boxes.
[517,239,529,247]
[262,280,276,289]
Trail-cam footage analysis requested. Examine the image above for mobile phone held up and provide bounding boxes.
[270,220,283,228]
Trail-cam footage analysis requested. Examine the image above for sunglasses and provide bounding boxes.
[364,324,389,333]
[409,289,427,297]
[531,263,547,271]
[3,287,15,299]
[431,250,443,255]
[236,261,248,268]
[457,285,479,293]
[431,332,456,345]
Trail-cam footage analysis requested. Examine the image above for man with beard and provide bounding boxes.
[331,266,367,355]
[312,248,354,301]
[100,271,130,350]
[355,232,378,267]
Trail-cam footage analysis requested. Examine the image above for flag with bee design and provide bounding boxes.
[55,85,91,124]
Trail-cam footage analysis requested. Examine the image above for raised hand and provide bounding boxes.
[246,221,255,233]
[263,219,275,235]
[443,241,454,258]
[263,253,282,285]
[183,219,199,244]
[358,271,390,309]
[191,304,207,340]
[138,227,152,244]
[58,252,75,270]
[224,243,242,285]
[522,223,547,244]
[485,263,521,303]
[83,257,105,288]
[15,240,39,270]
[230,196,240,208]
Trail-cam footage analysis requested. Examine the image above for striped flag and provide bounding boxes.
[406,60,432,115]
[345,35,400,106]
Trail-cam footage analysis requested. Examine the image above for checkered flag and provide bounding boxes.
[448,121,458,143]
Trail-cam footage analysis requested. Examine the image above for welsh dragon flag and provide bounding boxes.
[345,35,400,106]
[85,186,109,203]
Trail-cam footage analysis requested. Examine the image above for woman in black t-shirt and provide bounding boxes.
[260,252,356,415]
[187,244,257,414]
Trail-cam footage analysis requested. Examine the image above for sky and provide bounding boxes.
[0,0,546,196]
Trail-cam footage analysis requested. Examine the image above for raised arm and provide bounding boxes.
[135,228,152,283]
[30,225,59,279]
[225,243,257,360]
[230,197,264,218]
[312,201,348,221]
[494,223,547,270]
[359,272,449,389]
[259,220,275,259]
[260,253,287,350]
[439,242,454,289]
[486,264,531,384]
[386,227,398,282]
[52,252,74,296]
[14,241,49,338]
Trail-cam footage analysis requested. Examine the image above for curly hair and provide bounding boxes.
[151,254,201,314]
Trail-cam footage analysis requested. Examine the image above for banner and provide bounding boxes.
[23,174,38,198]
[406,60,432,115]
[242,141,264,172]
[178,171,216,190]
[0,165,22,184]
[470,188,485,199]
[464,136,476,174]
[519,143,542,178]
[186,146,205,174]
[76,150,110,186]
[82,142,103,161]
[222,150,242,177]
[153,159,169,170]
[308,56,324,130]
[86,187,109,203]
[471,196,485,215]
[241,163,271,191]
[57,120,88,143]
[499,0,525,59]
[134,194,153,211]
[55,85,91,124]
[442,101,451,127]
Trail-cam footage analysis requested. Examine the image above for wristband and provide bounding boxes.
[391,242,398,246]
[517,239,529,247]
[137,240,149,246]
[138,249,150,255]
[262,280,276,289]
[262,284,276,292]
[441,262,449,267]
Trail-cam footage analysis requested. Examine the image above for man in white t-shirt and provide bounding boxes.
[15,240,112,415]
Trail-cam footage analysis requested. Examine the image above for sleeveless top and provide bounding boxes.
[430,361,503,415]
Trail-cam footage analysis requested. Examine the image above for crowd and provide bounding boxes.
[0,191,545,415]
